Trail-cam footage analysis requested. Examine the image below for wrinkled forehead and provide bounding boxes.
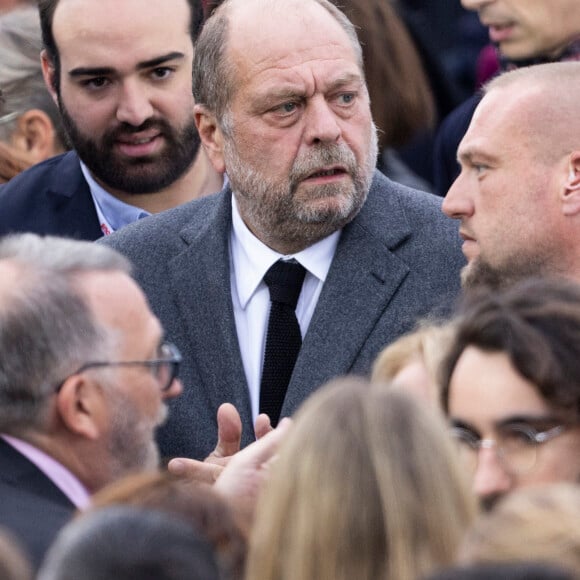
[225,0,362,76]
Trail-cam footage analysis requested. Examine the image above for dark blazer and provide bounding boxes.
[102,171,465,460]
[0,440,75,570]
[0,151,102,240]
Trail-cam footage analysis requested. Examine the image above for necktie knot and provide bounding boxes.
[263,260,306,309]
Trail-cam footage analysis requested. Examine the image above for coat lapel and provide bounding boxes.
[166,192,254,429]
[45,152,103,240]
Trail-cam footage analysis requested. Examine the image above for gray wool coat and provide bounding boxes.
[101,171,465,459]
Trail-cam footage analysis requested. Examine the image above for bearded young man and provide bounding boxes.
[0,0,222,239]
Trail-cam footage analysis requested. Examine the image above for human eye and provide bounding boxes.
[500,425,537,450]
[335,92,356,106]
[472,162,490,176]
[271,101,300,116]
[79,76,111,91]
[150,66,174,81]
[450,427,480,450]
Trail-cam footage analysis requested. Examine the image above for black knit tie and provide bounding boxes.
[259,260,306,426]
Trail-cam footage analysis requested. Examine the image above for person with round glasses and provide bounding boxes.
[440,277,580,511]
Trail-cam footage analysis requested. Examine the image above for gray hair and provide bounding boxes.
[0,6,67,147]
[0,234,132,432]
[192,0,364,135]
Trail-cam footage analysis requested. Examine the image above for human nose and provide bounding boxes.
[303,98,341,145]
[442,171,474,219]
[162,378,183,400]
[116,80,154,126]
[472,445,513,502]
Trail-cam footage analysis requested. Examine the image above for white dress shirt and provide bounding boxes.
[230,196,340,421]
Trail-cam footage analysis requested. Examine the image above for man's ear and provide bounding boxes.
[41,49,59,105]
[55,374,107,441]
[10,109,60,162]
[194,103,226,174]
[561,152,580,216]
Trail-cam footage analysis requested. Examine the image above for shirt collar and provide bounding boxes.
[230,195,340,309]
[80,162,150,233]
[1,434,91,509]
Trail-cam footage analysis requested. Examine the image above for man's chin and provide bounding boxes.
[461,258,510,291]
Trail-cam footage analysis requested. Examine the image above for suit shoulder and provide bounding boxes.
[0,152,74,201]
[369,171,453,230]
[101,190,226,257]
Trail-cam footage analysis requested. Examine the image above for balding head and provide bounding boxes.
[482,62,580,163]
[193,0,363,127]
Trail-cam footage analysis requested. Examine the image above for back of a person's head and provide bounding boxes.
[457,483,580,574]
[424,561,577,580]
[90,471,246,579]
[441,276,580,418]
[38,506,221,580]
[246,378,477,580]
[0,234,129,433]
[371,320,453,406]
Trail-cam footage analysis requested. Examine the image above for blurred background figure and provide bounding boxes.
[90,471,247,580]
[434,0,580,195]
[246,378,477,580]
[371,320,453,407]
[395,0,488,101]
[0,0,34,14]
[331,0,436,190]
[0,6,67,183]
[457,484,580,576]
[38,506,221,580]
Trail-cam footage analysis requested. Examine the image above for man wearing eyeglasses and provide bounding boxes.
[439,277,580,511]
[0,233,182,568]
[0,232,291,569]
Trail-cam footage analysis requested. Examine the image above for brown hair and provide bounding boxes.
[335,0,435,149]
[440,277,580,419]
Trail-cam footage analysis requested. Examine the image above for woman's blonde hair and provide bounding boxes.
[371,322,454,405]
[459,483,580,574]
[246,377,477,580]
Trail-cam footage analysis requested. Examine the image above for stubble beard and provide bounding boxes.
[225,124,379,251]
[58,99,200,195]
[461,252,560,291]
[106,389,168,481]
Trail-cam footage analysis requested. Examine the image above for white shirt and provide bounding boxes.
[230,196,340,421]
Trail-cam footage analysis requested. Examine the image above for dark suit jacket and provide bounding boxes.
[102,171,465,460]
[0,151,102,240]
[0,440,75,570]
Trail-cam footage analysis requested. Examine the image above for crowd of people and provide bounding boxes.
[0,0,579,578]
